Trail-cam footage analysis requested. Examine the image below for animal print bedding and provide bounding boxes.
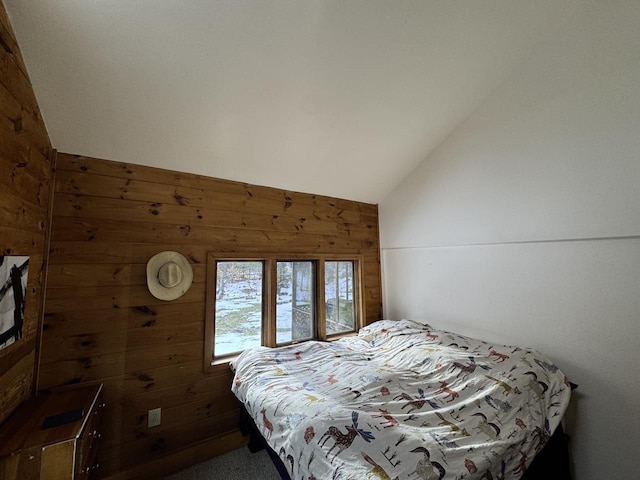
[231,319,571,480]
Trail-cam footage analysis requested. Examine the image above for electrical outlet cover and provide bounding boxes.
[148,407,161,428]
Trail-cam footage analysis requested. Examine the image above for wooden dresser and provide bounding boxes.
[0,383,104,480]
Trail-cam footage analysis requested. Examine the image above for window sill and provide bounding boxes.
[327,331,358,341]
[206,354,240,374]
[206,331,361,373]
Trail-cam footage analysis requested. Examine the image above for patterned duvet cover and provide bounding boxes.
[231,319,571,480]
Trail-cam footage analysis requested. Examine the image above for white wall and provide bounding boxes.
[379,3,640,480]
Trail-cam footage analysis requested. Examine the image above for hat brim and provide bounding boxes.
[146,251,194,301]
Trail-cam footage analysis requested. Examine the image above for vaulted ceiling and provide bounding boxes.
[5,0,574,203]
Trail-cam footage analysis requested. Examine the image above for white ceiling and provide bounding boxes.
[5,1,574,204]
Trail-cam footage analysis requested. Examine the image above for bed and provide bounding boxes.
[231,319,573,480]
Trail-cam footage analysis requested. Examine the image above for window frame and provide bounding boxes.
[204,253,364,372]
[275,259,318,346]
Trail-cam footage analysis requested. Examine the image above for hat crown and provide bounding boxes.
[147,251,192,301]
[158,262,182,288]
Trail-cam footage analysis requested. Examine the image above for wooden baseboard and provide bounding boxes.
[103,430,248,480]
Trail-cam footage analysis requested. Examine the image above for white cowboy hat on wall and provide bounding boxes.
[146,251,193,301]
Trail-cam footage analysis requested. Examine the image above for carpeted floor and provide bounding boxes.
[161,447,282,480]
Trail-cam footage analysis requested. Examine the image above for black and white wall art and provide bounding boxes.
[0,255,29,350]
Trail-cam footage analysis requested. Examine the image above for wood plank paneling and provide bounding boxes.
[46,262,207,287]
[103,430,247,480]
[54,169,368,225]
[55,155,377,214]
[53,192,348,236]
[0,347,35,419]
[0,1,53,425]
[50,216,371,251]
[0,151,51,208]
[105,409,240,470]
[49,242,203,265]
[43,153,382,478]
[44,282,207,312]
[121,370,233,414]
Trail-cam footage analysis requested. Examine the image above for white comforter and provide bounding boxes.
[231,319,571,480]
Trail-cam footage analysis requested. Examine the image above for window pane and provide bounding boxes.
[325,261,355,335]
[276,261,315,345]
[214,261,263,357]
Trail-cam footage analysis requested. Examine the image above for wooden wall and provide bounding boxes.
[0,1,53,424]
[42,153,382,478]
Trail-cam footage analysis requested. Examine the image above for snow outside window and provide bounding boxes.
[213,261,264,357]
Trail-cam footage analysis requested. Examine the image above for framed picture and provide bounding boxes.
[0,256,29,350]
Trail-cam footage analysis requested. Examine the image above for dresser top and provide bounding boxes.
[0,383,102,457]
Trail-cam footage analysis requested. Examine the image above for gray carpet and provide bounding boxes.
[162,447,282,480]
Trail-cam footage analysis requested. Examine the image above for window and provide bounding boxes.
[276,261,316,345]
[213,261,264,357]
[204,254,364,370]
[325,261,356,336]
